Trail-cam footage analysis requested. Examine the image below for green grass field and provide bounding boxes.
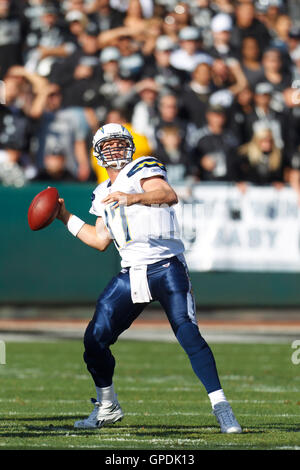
[0,339,299,450]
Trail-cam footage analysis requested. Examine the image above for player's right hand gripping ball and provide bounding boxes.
[28,187,60,231]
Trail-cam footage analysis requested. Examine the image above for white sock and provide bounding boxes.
[96,384,116,405]
[208,389,228,408]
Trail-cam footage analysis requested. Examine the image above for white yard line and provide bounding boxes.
[1,328,300,344]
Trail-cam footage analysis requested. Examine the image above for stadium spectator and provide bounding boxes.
[20,0,49,31]
[244,81,294,159]
[170,26,213,74]
[161,10,180,44]
[261,47,291,90]
[137,16,163,57]
[23,4,77,78]
[190,0,215,48]
[100,47,140,106]
[33,145,78,181]
[0,101,27,167]
[109,68,139,114]
[97,21,146,64]
[287,25,300,57]
[131,77,160,148]
[65,10,89,46]
[211,57,247,97]
[191,103,240,182]
[237,122,290,186]
[272,13,291,48]
[260,47,292,111]
[49,21,101,107]
[123,0,147,29]
[155,92,187,134]
[65,43,138,125]
[0,103,26,187]
[0,0,28,79]
[117,30,142,59]
[264,0,285,36]
[208,13,248,94]
[32,83,91,181]
[254,0,269,27]
[88,0,125,32]
[239,36,265,88]
[208,13,239,61]
[1,66,52,179]
[229,85,255,144]
[181,60,215,127]
[142,35,188,94]
[94,46,121,112]
[3,65,50,120]
[155,124,190,184]
[230,0,271,54]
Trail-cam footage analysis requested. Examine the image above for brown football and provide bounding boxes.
[28,187,60,231]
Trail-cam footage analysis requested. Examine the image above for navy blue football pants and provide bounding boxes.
[83,255,222,394]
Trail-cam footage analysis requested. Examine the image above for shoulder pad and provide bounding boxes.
[126,157,166,178]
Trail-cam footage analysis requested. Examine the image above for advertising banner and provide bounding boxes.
[174,184,300,272]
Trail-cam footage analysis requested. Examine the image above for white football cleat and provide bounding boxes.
[74,398,124,429]
[213,401,242,434]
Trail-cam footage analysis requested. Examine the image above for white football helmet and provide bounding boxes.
[93,123,136,170]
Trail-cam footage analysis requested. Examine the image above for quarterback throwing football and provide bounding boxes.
[57,123,242,433]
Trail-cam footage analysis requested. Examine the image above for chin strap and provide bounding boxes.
[108,160,128,170]
[97,158,130,170]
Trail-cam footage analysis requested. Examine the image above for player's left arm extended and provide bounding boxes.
[101,176,178,208]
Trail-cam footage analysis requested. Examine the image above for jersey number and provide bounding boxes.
[104,205,132,249]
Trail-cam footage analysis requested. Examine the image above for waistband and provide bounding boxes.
[147,256,178,272]
[121,255,185,274]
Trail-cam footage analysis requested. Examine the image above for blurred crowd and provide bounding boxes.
[1,0,300,194]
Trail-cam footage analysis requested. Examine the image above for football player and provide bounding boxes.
[56,123,242,433]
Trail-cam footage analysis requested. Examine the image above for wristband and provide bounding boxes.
[67,215,85,237]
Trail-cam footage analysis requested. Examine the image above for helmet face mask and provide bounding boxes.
[93,124,135,170]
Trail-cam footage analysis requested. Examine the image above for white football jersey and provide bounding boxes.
[89,156,185,267]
